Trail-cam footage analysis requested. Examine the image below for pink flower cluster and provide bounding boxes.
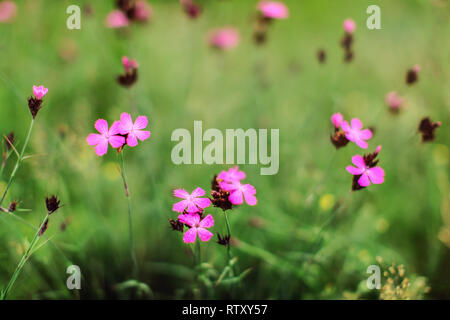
[106,0,152,28]
[331,113,372,149]
[86,112,150,156]
[217,167,257,206]
[208,28,240,51]
[0,0,16,23]
[32,85,48,100]
[170,166,257,244]
[258,1,289,19]
[346,146,385,188]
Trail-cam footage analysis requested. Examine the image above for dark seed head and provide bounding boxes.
[169,218,185,232]
[330,129,349,149]
[27,97,43,119]
[406,69,418,85]
[317,49,326,64]
[38,218,49,236]
[217,234,230,246]
[8,201,18,213]
[117,68,138,88]
[45,195,61,214]
[418,117,441,142]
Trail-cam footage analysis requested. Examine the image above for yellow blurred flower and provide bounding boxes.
[319,193,335,211]
[103,162,120,181]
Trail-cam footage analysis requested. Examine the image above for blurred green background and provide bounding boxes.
[0,0,449,299]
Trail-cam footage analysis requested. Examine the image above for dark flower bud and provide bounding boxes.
[169,218,184,232]
[45,195,61,214]
[317,49,326,64]
[38,218,49,236]
[217,234,230,246]
[28,97,43,119]
[117,68,138,88]
[8,201,17,213]
[418,117,441,142]
[211,175,233,211]
[406,65,420,85]
[330,128,349,149]
[181,0,202,19]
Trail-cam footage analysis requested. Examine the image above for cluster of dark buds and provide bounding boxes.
[317,49,327,64]
[180,0,202,19]
[169,218,185,232]
[330,127,349,149]
[211,174,233,212]
[39,195,62,236]
[340,19,356,62]
[418,117,441,142]
[28,85,48,119]
[406,65,420,85]
[253,2,288,45]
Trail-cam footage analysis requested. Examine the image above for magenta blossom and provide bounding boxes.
[118,113,151,147]
[209,28,240,51]
[258,1,288,19]
[0,0,16,23]
[346,155,385,187]
[173,187,212,214]
[343,18,356,33]
[331,112,344,128]
[219,181,257,206]
[86,119,125,156]
[341,118,372,149]
[106,10,129,28]
[122,56,139,73]
[178,213,214,243]
[32,85,48,100]
[134,0,152,22]
[217,166,246,183]
[385,91,403,110]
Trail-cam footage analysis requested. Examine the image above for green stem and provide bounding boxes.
[0,119,34,206]
[196,239,201,265]
[1,212,48,300]
[224,211,232,263]
[119,151,138,278]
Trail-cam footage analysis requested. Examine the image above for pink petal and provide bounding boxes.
[228,190,244,205]
[185,201,199,214]
[108,135,125,148]
[331,113,344,128]
[134,116,148,129]
[135,130,150,141]
[194,197,211,209]
[219,181,238,192]
[106,10,129,28]
[367,167,385,184]
[109,121,122,135]
[244,192,257,206]
[351,155,366,169]
[178,213,200,227]
[198,228,213,242]
[174,189,190,199]
[355,139,368,149]
[183,227,198,243]
[86,133,104,146]
[341,121,351,133]
[351,118,363,130]
[94,141,109,156]
[95,119,109,135]
[191,187,206,197]
[358,173,371,187]
[119,112,134,134]
[173,200,188,213]
[360,129,372,140]
[199,214,214,228]
[126,133,138,147]
[346,165,364,175]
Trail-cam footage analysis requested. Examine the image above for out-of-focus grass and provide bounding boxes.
[0,0,449,299]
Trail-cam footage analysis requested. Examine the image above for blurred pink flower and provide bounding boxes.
[217,166,246,182]
[32,85,48,100]
[258,1,288,19]
[209,28,240,50]
[346,155,385,187]
[134,0,152,22]
[385,91,403,110]
[122,56,139,73]
[343,18,356,33]
[341,118,372,149]
[0,1,16,23]
[180,0,202,19]
[118,112,151,147]
[331,112,344,128]
[106,10,129,28]
[86,119,125,156]
[219,181,257,206]
[173,187,212,214]
[178,213,214,243]
[413,64,420,73]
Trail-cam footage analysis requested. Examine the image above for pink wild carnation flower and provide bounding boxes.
[178,213,214,243]
[219,181,257,206]
[209,28,240,51]
[217,166,246,182]
[134,1,152,22]
[343,18,356,33]
[106,10,129,28]
[32,85,48,100]
[341,118,372,149]
[331,112,344,128]
[173,187,212,214]
[86,119,125,156]
[0,0,16,23]
[385,91,403,110]
[118,113,151,147]
[346,154,385,187]
[122,56,139,73]
[258,1,288,19]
